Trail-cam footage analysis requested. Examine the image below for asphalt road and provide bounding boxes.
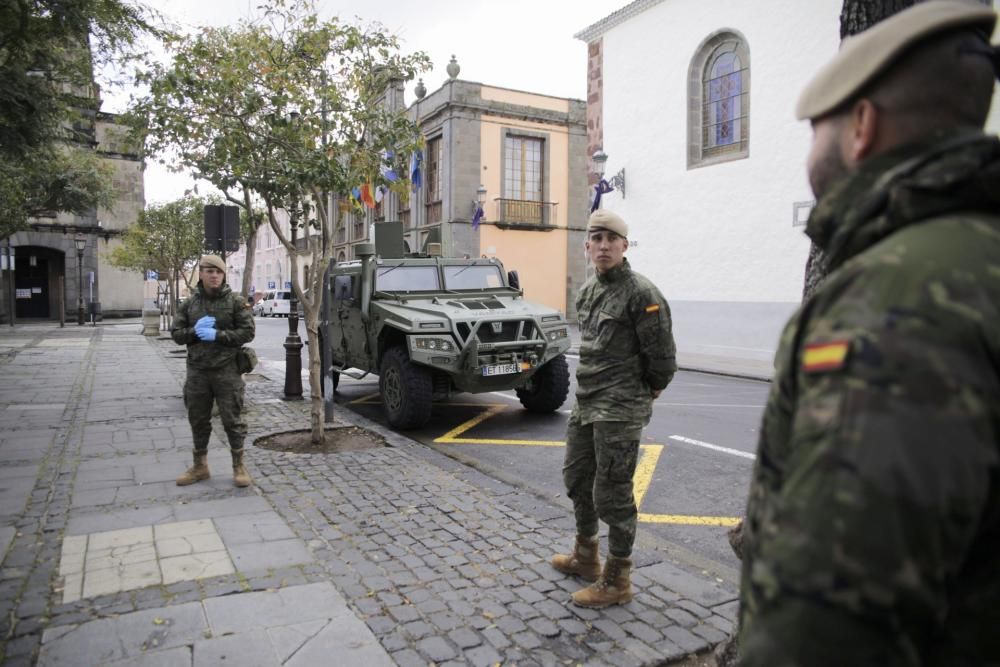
[248,315,767,583]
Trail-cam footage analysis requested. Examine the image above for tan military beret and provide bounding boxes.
[199,255,226,273]
[797,0,997,121]
[588,209,628,238]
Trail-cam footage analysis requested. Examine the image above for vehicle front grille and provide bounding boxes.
[457,320,538,345]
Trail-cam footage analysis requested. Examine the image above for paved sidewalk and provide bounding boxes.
[0,320,738,666]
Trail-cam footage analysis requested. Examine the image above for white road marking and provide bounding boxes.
[669,435,756,460]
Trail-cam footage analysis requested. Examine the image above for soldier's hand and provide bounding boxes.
[651,388,663,399]
[195,324,217,342]
[195,315,216,329]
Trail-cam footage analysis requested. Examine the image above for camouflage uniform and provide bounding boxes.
[739,131,1000,665]
[171,283,255,455]
[565,258,677,556]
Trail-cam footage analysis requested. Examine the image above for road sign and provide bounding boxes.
[146,270,158,280]
[268,281,276,289]
[285,281,292,289]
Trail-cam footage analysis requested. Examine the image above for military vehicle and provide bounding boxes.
[325,229,571,429]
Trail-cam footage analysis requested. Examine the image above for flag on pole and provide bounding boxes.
[380,151,398,182]
[410,150,423,191]
[360,183,376,209]
[591,179,614,213]
[375,185,387,204]
[472,204,484,230]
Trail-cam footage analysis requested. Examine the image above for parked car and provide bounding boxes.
[258,290,292,317]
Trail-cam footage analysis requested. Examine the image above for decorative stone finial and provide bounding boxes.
[414,78,426,100]
[446,55,460,80]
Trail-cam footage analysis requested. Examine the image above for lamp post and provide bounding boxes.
[283,219,303,399]
[74,235,86,325]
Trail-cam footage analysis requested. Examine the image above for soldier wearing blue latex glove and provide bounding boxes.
[171,255,255,487]
[194,315,217,341]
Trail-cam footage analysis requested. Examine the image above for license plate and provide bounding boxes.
[482,363,521,377]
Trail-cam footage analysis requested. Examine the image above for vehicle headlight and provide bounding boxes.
[415,337,455,352]
[547,329,568,341]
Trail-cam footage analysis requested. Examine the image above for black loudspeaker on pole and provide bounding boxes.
[203,205,241,260]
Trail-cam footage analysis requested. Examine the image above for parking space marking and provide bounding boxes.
[669,435,756,460]
[343,394,743,527]
[638,513,741,527]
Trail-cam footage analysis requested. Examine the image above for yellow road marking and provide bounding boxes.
[638,513,741,527]
[350,394,742,527]
[632,445,662,508]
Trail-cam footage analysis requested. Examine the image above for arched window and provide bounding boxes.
[688,30,750,169]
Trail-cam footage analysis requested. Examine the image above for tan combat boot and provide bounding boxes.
[232,449,252,488]
[551,535,602,582]
[571,555,633,608]
[176,450,210,486]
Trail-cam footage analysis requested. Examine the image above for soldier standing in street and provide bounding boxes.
[172,255,256,488]
[739,2,1000,664]
[551,209,677,608]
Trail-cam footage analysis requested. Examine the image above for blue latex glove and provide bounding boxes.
[196,325,217,342]
[194,316,217,342]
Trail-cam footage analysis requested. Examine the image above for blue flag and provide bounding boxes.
[472,204,484,230]
[410,150,423,191]
[591,179,614,212]
[380,150,398,182]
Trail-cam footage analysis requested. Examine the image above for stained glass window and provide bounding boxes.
[705,50,742,148]
[689,31,749,169]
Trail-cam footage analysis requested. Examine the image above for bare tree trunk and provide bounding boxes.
[240,190,260,299]
[802,0,922,302]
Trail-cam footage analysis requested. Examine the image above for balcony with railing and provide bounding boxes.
[494,199,557,230]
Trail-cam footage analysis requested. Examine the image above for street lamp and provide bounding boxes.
[74,235,86,325]
[283,219,303,399]
[590,149,626,212]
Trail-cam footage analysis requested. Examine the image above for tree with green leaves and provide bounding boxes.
[107,196,208,325]
[0,0,160,239]
[130,0,430,443]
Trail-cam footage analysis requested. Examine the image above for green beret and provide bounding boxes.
[588,209,628,238]
[796,0,997,121]
[199,255,226,273]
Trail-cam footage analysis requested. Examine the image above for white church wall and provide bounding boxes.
[598,0,843,371]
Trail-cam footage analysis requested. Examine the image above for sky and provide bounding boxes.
[105,0,618,204]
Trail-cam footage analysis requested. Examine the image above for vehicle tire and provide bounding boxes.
[516,354,570,413]
[379,346,432,429]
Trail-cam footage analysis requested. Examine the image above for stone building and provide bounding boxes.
[0,86,145,322]
[333,67,590,317]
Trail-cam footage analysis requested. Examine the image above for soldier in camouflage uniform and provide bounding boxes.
[171,255,256,488]
[551,209,677,608]
[739,3,1000,664]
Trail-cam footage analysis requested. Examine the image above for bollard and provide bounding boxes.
[142,309,160,336]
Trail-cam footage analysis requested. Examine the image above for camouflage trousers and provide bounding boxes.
[563,415,643,557]
[183,363,246,453]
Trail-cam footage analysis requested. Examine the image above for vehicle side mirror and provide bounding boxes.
[507,270,520,290]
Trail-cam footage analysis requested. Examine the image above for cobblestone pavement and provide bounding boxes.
[0,320,738,666]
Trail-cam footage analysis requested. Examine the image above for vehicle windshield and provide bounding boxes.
[376,265,441,291]
[443,265,504,290]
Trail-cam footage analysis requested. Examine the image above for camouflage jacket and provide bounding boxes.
[739,130,1000,666]
[572,259,676,425]
[171,283,255,370]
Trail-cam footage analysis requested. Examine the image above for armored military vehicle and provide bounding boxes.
[325,233,571,429]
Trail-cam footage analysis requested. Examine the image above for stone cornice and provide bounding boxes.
[574,0,666,43]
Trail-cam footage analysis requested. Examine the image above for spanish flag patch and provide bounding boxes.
[801,340,851,373]
[645,304,660,313]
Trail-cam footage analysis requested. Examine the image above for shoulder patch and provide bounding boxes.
[802,340,851,373]
[644,304,660,313]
